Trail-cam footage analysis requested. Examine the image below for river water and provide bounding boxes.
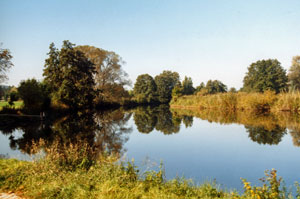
[1,105,300,192]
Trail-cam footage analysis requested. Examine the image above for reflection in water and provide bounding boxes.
[0,109,132,157]
[245,125,287,145]
[1,107,300,157]
[133,105,181,135]
[171,108,300,146]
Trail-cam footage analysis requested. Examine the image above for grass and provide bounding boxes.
[171,91,300,113]
[0,100,23,110]
[0,139,299,198]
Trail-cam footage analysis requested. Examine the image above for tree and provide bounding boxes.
[133,74,157,103]
[182,76,195,95]
[288,56,300,91]
[243,59,288,93]
[229,87,237,93]
[171,82,183,100]
[8,91,19,106]
[43,41,96,109]
[154,70,180,103]
[195,82,205,93]
[75,45,131,103]
[206,80,227,94]
[0,44,13,83]
[17,79,50,112]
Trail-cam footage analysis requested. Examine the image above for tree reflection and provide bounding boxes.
[133,106,157,134]
[94,109,132,155]
[0,109,132,157]
[289,128,300,147]
[245,125,287,145]
[133,105,184,135]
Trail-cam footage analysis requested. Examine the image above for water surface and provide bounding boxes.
[1,106,300,191]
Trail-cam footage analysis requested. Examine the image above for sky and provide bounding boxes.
[1,0,300,89]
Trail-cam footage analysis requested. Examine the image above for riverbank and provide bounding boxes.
[171,91,300,113]
[0,140,298,199]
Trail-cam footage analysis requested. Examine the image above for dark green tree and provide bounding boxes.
[154,70,180,103]
[206,80,227,94]
[133,74,157,103]
[17,79,50,112]
[243,59,288,93]
[8,91,19,106]
[182,76,195,95]
[288,56,300,91]
[43,41,96,109]
[0,44,13,83]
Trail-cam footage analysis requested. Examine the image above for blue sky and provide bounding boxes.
[1,0,300,89]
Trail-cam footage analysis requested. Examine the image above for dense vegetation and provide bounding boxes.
[1,140,299,199]
[171,91,300,113]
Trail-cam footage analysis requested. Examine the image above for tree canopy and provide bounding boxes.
[0,44,13,83]
[43,41,96,109]
[206,80,227,94]
[75,45,131,104]
[18,79,50,112]
[182,76,195,95]
[133,74,157,103]
[243,59,288,93]
[154,70,180,103]
[288,56,300,91]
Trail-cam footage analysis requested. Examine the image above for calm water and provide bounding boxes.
[1,106,300,192]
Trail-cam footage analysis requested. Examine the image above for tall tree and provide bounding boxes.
[288,56,300,91]
[75,45,131,103]
[133,74,157,103]
[154,70,180,103]
[43,41,96,109]
[0,44,13,83]
[243,59,288,93]
[182,76,195,95]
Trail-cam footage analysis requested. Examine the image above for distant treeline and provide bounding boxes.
[1,41,300,113]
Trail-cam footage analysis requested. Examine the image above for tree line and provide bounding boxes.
[1,40,300,112]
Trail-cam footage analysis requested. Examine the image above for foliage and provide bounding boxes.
[75,45,131,104]
[133,74,157,103]
[288,56,300,91]
[171,82,183,101]
[195,82,205,93]
[206,79,227,94]
[182,76,195,95]
[243,59,288,93]
[171,91,300,113]
[43,41,96,110]
[0,44,13,83]
[155,70,180,103]
[17,79,50,112]
[229,87,237,93]
[0,147,297,199]
[8,91,19,106]
[242,169,285,199]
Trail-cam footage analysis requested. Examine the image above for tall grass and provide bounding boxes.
[1,139,299,198]
[171,91,300,113]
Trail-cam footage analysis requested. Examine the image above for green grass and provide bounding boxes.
[0,100,23,110]
[0,140,298,199]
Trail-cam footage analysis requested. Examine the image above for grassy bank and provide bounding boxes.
[0,100,23,110]
[0,141,299,198]
[171,91,300,113]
